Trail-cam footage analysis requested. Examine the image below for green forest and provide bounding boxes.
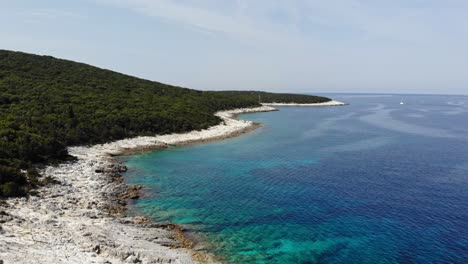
[0,50,330,197]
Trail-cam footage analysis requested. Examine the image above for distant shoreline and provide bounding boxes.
[262,100,346,106]
[0,102,345,263]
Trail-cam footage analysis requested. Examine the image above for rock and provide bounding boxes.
[93,244,101,254]
[117,185,143,200]
[132,217,149,225]
[124,254,142,263]
[0,211,13,223]
[119,165,128,172]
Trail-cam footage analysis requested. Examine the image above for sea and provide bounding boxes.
[122,94,468,263]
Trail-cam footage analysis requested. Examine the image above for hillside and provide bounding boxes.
[0,50,330,197]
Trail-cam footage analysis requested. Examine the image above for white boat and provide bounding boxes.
[400,101,404,105]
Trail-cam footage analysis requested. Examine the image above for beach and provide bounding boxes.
[0,106,275,264]
[262,100,346,106]
[0,102,344,263]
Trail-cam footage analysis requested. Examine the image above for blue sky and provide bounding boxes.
[1,0,468,94]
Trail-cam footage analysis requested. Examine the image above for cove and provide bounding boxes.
[123,94,468,263]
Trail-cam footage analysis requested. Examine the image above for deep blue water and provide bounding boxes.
[123,94,468,263]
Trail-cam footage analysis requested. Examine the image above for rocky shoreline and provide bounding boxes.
[0,101,346,263]
[262,100,346,106]
[0,106,275,264]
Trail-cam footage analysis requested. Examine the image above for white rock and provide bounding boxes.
[0,106,278,264]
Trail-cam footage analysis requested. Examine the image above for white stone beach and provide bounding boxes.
[0,106,275,264]
[0,102,344,263]
[262,100,346,106]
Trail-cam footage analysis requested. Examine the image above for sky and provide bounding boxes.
[1,0,468,95]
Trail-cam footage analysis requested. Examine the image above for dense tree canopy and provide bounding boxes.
[0,49,330,197]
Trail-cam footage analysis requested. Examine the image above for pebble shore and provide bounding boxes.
[0,106,275,264]
[0,101,345,263]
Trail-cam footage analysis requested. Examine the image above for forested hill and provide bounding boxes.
[0,49,330,197]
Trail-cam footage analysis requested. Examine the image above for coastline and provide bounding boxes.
[0,101,345,263]
[262,100,346,106]
[0,106,275,264]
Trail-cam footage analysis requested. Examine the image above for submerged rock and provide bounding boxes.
[118,185,143,200]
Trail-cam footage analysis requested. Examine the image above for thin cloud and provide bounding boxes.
[21,8,85,24]
[94,0,468,48]
[94,0,293,47]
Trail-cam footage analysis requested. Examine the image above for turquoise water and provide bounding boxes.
[123,94,468,263]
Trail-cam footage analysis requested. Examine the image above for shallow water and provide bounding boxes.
[123,94,468,263]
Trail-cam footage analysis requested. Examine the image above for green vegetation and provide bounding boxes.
[216,90,330,104]
[0,49,330,197]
